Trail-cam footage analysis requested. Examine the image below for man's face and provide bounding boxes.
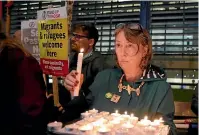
[71,29,91,53]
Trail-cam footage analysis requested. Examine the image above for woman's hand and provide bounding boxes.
[63,70,83,95]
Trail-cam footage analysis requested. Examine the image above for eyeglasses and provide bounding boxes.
[71,33,89,40]
[116,23,144,33]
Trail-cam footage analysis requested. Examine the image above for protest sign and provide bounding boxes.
[21,20,40,62]
[37,6,68,76]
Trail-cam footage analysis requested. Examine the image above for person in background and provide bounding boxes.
[58,23,107,107]
[13,30,21,41]
[0,32,48,135]
[191,83,198,116]
[62,23,177,134]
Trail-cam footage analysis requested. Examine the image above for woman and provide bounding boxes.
[63,23,176,134]
[0,33,48,135]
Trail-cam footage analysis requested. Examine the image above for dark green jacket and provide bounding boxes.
[61,65,177,135]
[59,51,106,105]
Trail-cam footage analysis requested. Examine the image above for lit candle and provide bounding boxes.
[138,116,151,127]
[79,124,93,132]
[150,120,160,128]
[98,126,111,135]
[89,108,98,114]
[47,121,63,132]
[74,48,84,96]
[81,111,91,118]
[121,111,130,120]
[122,121,134,129]
[129,114,138,125]
[111,110,120,117]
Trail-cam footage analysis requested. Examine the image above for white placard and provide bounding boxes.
[37,6,67,20]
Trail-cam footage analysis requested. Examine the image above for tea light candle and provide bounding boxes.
[98,126,111,135]
[81,111,91,118]
[89,108,98,114]
[130,114,138,125]
[100,111,110,116]
[121,111,130,120]
[111,110,120,117]
[79,124,93,132]
[74,48,84,96]
[47,121,63,132]
[122,121,134,129]
[150,119,160,128]
[110,119,121,125]
[138,116,151,127]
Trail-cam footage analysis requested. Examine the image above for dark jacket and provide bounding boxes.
[60,65,177,135]
[191,83,198,116]
[0,47,48,135]
[59,51,106,106]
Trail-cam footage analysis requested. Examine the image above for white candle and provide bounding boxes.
[79,124,93,131]
[111,110,120,117]
[81,111,91,118]
[47,121,63,132]
[129,114,138,125]
[74,48,84,96]
[122,121,134,129]
[88,108,98,114]
[98,126,111,135]
[138,116,151,127]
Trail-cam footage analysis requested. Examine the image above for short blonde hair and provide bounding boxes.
[115,24,153,70]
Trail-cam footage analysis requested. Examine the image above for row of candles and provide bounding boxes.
[48,109,169,135]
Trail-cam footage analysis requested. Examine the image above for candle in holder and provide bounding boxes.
[89,108,98,114]
[150,119,160,128]
[47,121,63,132]
[130,114,138,125]
[111,110,120,117]
[98,126,111,135]
[79,124,93,134]
[122,121,134,129]
[121,111,130,120]
[74,48,84,96]
[81,111,91,118]
[138,116,151,127]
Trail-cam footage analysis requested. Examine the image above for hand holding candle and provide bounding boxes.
[74,48,84,96]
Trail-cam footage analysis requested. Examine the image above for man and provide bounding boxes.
[58,23,107,110]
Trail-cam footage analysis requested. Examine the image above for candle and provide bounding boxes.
[79,124,93,132]
[129,114,139,125]
[89,108,98,114]
[121,111,130,120]
[81,111,91,118]
[74,48,84,96]
[122,121,134,129]
[98,126,111,135]
[138,116,151,127]
[47,121,63,132]
[111,110,120,117]
[150,120,160,128]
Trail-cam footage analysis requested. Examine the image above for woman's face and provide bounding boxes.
[115,30,146,73]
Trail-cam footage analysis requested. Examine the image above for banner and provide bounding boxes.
[21,20,40,62]
[37,7,68,76]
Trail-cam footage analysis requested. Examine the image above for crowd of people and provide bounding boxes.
[0,22,197,135]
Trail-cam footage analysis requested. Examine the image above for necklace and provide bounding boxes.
[118,70,146,96]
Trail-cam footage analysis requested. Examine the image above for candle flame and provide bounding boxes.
[80,48,84,53]
[124,111,127,115]
[144,116,148,120]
